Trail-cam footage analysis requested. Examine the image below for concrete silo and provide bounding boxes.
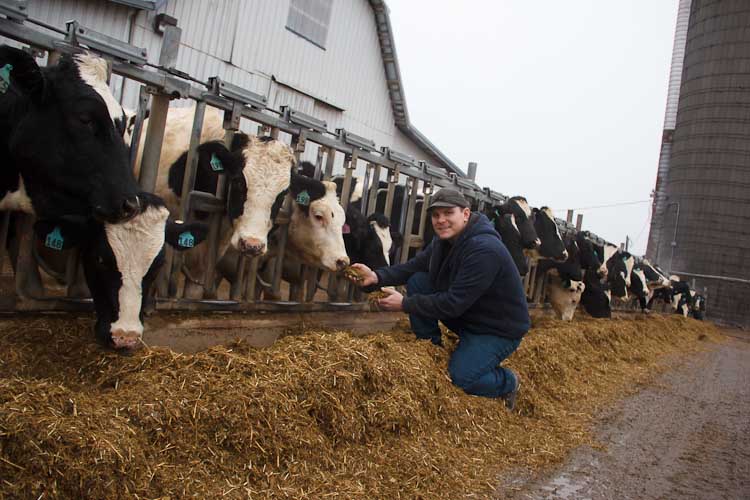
[647,0,750,327]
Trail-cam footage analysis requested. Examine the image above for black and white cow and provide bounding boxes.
[343,207,392,270]
[492,213,529,276]
[575,233,612,318]
[531,207,568,262]
[691,293,706,320]
[0,46,140,222]
[491,196,540,253]
[136,106,349,297]
[594,243,634,301]
[669,277,693,317]
[628,265,650,312]
[33,192,207,349]
[538,236,585,320]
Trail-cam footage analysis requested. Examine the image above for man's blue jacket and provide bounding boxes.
[374,213,530,339]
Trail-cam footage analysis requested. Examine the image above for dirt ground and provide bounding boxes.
[493,328,750,500]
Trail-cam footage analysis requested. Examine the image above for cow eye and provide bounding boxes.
[314,214,324,222]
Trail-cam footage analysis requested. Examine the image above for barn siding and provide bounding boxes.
[2,0,436,170]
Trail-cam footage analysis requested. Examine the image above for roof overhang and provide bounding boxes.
[369,0,466,177]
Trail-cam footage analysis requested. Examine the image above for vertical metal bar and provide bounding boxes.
[271,195,292,298]
[129,86,150,173]
[323,146,336,181]
[313,146,324,180]
[165,101,206,298]
[400,177,420,264]
[203,104,241,298]
[138,91,170,193]
[244,257,259,301]
[339,152,357,210]
[359,163,372,214]
[384,166,399,218]
[527,264,538,300]
[366,164,381,216]
[288,132,307,302]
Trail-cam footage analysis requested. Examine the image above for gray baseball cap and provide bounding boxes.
[427,188,470,210]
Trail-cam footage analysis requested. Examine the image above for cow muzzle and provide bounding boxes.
[110,329,141,350]
[336,257,350,271]
[238,237,266,256]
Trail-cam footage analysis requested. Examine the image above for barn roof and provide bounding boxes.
[369,1,466,178]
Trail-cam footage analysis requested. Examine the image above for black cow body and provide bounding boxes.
[0,46,139,222]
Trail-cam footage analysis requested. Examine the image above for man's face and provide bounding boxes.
[431,206,470,240]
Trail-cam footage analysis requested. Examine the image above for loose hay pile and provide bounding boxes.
[0,314,720,499]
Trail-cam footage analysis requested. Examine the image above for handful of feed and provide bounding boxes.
[367,289,392,310]
[343,265,365,283]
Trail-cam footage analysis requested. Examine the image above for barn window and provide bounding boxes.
[286,0,333,50]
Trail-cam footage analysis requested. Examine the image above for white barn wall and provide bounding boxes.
[2,0,445,175]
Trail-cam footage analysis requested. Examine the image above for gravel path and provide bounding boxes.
[494,329,750,500]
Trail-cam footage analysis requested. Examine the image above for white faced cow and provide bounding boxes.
[34,192,208,349]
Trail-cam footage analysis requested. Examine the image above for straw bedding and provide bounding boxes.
[0,313,719,499]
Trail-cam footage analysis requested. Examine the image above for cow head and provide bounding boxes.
[640,259,671,288]
[286,175,349,272]
[34,192,208,350]
[0,46,140,223]
[606,251,634,299]
[496,214,529,276]
[575,232,603,275]
[167,135,292,257]
[498,196,539,250]
[342,207,392,270]
[531,207,567,262]
[547,268,585,321]
[629,267,649,300]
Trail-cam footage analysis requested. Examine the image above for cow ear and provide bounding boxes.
[33,219,86,251]
[0,45,45,102]
[197,141,245,177]
[167,141,246,197]
[165,220,210,251]
[297,161,317,178]
[290,172,327,212]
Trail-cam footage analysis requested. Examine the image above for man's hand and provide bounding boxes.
[377,287,403,312]
[345,263,379,287]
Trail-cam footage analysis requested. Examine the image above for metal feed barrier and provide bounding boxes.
[0,3,600,315]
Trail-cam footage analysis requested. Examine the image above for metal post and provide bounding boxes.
[384,167,399,218]
[566,210,574,224]
[204,103,241,299]
[137,90,170,192]
[165,101,206,297]
[400,177,420,264]
[467,162,477,180]
[575,213,584,231]
[366,163,381,215]
[288,132,307,302]
[128,85,150,172]
[323,146,336,181]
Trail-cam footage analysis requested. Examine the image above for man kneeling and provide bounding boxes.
[347,189,530,409]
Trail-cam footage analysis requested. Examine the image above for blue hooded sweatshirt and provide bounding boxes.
[374,212,530,339]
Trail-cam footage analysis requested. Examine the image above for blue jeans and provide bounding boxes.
[406,272,521,398]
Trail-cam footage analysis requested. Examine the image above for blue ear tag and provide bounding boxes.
[177,231,195,248]
[210,153,224,172]
[45,226,64,251]
[0,64,13,94]
[295,190,310,206]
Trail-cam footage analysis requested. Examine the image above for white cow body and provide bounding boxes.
[547,269,585,321]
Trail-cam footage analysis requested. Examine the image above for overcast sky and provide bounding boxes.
[388,0,679,255]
